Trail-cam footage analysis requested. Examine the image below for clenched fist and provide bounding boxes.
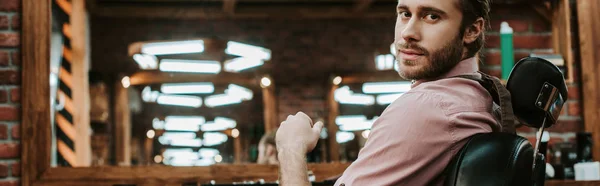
[276,111,324,154]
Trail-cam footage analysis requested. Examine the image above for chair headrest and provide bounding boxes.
[506,57,568,128]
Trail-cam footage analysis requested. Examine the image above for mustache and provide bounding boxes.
[395,42,429,56]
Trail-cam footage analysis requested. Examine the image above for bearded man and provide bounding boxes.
[276,0,501,185]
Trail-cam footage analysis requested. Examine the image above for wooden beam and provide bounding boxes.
[129,71,260,87]
[577,0,600,162]
[353,0,374,13]
[71,0,92,167]
[551,0,574,83]
[115,79,132,166]
[327,83,340,162]
[223,0,237,15]
[40,163,351,183]
[22,0,51,184]
[262,84,278,133]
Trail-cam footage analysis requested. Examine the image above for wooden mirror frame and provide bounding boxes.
[22,1,349,185]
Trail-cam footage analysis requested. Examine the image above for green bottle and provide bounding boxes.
[500,22,514,80]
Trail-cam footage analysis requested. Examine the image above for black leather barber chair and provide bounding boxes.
[444,57,568,186]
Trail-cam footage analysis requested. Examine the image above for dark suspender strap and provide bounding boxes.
[452,72,516,134]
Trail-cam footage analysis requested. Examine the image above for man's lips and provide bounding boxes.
[398,49,424,61]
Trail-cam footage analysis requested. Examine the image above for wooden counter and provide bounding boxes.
[546,180,600,186]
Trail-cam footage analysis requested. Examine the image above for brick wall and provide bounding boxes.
[0,0,20,185]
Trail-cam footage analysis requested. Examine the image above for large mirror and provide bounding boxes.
[47,0,407,169]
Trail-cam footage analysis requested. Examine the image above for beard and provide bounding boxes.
[396,33,465,80]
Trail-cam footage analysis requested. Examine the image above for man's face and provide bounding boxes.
[394,0,466,80]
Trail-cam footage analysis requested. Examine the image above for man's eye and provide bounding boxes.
[398,11,411,18]
[424,14,440,21]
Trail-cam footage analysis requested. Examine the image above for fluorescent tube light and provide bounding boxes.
[142,86,160,102]
[159,59,221,74]
[170,138,203,147]
[336,131,355,143]
[226,84,253,100]
[225,41,271,61]
[201,117,237,131]
[203,132,228,146]
[205,94,242,107]
[141,40,204,55]
[133,54,158,69]
[376,93,404,105]
[161,83,215,94]
[335,115,368,125]
[165,116,205,125]
[199,148,220,158]
[362,81,412,94]
[339,121,373,131]
[152,118,165,129]
[158,132,197,145]
[334,86,375,105]
[157,95,203,108]
[164,121,200,132]
[224,57,264,72]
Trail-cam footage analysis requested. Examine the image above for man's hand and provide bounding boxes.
[276,111,324,153]
[276,111,324,186]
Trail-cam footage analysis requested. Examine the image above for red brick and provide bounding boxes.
[485,35,500,48]
[0,164,6,178]
[567,85,580,100]
[0,107,18,121]
[547,119,583,133]
[567,101,581,116]
[0,70,20,85]
[514,35,552,49]
[0,180,20,186]
[10,162,19,177]
[560,105,567,116]
[514,52,530,63]
[0,0,19,11]
[9,88,17,103]
[10,51,18,66]
[483,51,501,66]
[0,51,8,66]
[481,68,501,79]
[11,15,19,30]
[532,17,551,32]
[490,19,530,32]
[0,16,8,30]
[0,33,18,47]
[10,125,18,139]
[0,125,6,140]
[0,90,7,103]
[0,143,19,158]
[485,35,552,49]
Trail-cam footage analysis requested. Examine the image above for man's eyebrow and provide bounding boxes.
[419,6,448,16]
[396,4,408,11]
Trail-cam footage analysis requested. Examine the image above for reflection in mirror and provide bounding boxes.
[48,0,401,167]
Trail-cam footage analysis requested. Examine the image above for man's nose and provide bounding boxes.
[401,19,421,42]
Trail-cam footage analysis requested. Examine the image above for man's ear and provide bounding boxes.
[463,17,485,44]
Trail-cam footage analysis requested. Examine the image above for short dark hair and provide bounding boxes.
[459,0,491,58]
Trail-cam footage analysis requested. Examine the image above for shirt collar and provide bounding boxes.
[411,57,479,88]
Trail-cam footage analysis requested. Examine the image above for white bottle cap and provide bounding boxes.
[500,21,513,34]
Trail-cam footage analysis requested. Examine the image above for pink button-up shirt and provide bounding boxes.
[334,57,501,186]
